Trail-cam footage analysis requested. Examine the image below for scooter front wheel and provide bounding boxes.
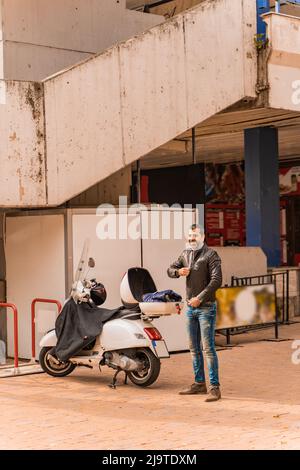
[39,347,76,377]
[128,348,161,387]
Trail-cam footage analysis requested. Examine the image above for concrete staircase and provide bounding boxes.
[0,0,258,207]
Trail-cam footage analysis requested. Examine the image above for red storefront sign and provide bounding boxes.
[205,204,245,247]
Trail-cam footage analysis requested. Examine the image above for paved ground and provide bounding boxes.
[0,322,300,450]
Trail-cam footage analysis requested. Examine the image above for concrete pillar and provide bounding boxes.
[244,127,281,267]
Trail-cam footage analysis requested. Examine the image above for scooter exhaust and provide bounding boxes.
[104,352,142,372]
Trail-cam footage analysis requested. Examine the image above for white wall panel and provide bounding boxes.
[72,213,141,309]
[6,215,65,359]
[72,209,196,351]
[141,209,196,351]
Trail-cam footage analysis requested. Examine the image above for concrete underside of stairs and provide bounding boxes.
[0,0,257,207]
[0,4,300,208]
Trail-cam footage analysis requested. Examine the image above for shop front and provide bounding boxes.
[204,161,300,267]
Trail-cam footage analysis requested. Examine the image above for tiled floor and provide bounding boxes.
[0,322,300,450]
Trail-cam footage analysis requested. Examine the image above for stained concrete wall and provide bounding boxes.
[264,13,300,113]
[0,81,46,207]
[0,0,162,81]
[0,0,258,207]
[44,0,257,206]
[2,5,300,209]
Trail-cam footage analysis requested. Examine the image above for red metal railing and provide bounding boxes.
[0,303,19,369]
[31,298,62,360]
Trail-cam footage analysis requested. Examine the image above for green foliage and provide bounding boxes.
[254,33,269,51]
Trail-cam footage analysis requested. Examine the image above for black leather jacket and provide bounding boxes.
[167,243,222,304]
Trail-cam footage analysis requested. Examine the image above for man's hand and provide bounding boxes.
[178,268,190,277]
[188,297,201,308]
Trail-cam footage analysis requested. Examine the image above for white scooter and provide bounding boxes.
[39,259,183,388]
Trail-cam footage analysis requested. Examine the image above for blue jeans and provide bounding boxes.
[186,303,220,387]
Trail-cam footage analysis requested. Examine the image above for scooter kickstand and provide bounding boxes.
[109,368,121,389]
[124,372,128,385]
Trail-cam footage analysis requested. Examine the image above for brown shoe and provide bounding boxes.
[179,382,207,395]
[205,386,221,402]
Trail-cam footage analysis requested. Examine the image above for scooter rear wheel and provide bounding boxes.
[39,347,76,377]
[128,348,161,387]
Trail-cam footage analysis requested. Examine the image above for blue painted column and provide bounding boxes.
[256,0,270,42]
[244,127,281,267]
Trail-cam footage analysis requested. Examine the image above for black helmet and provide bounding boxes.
[90,282,107,306]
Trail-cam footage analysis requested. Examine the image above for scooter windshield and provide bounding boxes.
[74,239,90,283]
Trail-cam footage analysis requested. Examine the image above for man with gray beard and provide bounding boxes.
[168,224,222,402]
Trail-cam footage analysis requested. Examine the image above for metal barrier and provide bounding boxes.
[31,298,62,361]
[270,268,300,324]
[0,298,61,378]
[231,270,289,323]
[222,270,294,345]
[0,303,19,370]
